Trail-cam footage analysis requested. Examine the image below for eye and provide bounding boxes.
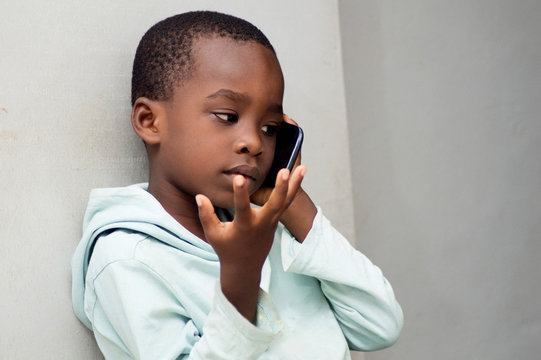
[261,124,279,136]
[214,113,238,123]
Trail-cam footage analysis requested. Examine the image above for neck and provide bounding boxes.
[147,179,206,241]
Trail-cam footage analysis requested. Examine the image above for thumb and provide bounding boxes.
[195,194,221,239]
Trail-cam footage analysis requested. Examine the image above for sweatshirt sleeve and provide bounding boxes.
[86,258,282,360]
[280,208,404,351]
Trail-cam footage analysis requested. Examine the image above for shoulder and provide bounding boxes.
[85,228,211,283]
[86,229,151,280]
[92,229,148,262]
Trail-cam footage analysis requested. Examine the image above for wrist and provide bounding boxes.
[220,263,263,322]
[280,188,317,242]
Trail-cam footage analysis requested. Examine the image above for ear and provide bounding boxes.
[131,97,164,145]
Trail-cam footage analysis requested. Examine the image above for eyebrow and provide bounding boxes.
[206,88,283,114]
[206,89,250,103]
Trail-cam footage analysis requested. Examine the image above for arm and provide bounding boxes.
[196,167,305,323]
[88,254,281,359]
[279,207,404,350]
[268,115,402,349]
[85,167,306,359]
[255,171,402,349]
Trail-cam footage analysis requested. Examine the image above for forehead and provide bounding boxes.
[184,36,284,94]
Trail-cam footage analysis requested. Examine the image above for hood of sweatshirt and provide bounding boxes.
[71,183,219,329]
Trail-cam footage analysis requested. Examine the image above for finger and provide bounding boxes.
[285,165,306,205]
[195,194,222,239]
[262,168,290,217]
[283,114,298,126]
[232,175,252,223]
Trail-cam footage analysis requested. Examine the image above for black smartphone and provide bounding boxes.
[262,122,304,188]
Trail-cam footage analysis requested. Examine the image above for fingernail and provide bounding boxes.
[300,166,307,177]
[235,176,244,187]
[282,170,289,181]
[195,195,202,207]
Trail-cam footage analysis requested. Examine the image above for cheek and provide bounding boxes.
[262,139,277,172]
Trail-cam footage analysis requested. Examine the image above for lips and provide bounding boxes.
[223,165,261,181]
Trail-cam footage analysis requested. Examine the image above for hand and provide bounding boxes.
[250,114,303,206]
[252,114,316,242]
[195,167,305,321]
[196,167,305,268]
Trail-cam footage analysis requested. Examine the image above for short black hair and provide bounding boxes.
[131,11,276,105]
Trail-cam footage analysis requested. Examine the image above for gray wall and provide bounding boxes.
[1,0,358,358]
[339,1,541,359]
[4,0,538,359]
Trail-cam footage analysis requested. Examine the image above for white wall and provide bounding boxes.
[0,0,357,358]
[339,0,541,359]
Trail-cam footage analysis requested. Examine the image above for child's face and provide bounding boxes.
[156,37,284,209]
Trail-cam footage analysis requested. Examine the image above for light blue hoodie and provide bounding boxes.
[71,183,403,359]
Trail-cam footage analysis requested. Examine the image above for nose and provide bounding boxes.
[233,123,263,157]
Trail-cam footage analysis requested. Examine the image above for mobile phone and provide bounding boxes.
[262,122,304,188]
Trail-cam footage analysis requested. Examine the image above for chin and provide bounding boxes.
[205,180,263,210]
[207,194,235,210]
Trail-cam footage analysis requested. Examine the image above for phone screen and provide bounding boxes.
[262,122,304,188]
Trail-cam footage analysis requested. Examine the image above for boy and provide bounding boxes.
[72,11,402,359]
